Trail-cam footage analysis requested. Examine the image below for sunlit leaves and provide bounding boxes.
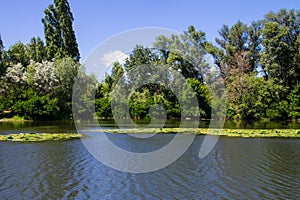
[42,0,80,61]
[261,9,300,87]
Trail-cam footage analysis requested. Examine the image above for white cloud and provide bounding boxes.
[101,50,129,67]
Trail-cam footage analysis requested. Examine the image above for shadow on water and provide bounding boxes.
[0,121,76,135]
[97,118,300,129]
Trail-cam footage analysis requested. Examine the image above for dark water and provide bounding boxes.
[1,121,300,199]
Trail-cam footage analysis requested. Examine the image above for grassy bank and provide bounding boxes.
[0,115,32,122]
[100,128,300,138]
[0,133,83,142]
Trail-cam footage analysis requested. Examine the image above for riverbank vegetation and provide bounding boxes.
[94,8,300,121]
[0,1,299,122]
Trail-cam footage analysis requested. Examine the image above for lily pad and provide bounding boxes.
[0,133,83,142]
[97,128,300,138]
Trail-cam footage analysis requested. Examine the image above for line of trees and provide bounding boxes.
[96,9,300,121]
[208,9,300,120]
[0,0,80,120]
[0,4,299,121]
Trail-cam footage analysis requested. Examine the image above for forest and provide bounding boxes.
[0,0,299,121]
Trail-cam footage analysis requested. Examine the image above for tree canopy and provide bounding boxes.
[1,7,300,121]
[42,0,80,61]
[261,9,300,87]
[0,0,81,120]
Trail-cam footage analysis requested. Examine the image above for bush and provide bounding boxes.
[11,89,59,120]
[288,84,300,119]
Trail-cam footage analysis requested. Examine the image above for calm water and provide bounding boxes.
[1,120,300,199]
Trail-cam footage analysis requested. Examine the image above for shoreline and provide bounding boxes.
[0,119,33,122]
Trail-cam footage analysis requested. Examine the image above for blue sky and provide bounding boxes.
[0,1,298,62]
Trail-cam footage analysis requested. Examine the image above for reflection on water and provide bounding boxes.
[0,121,76,135]
[0,121,300,199]
[97,119,300,129]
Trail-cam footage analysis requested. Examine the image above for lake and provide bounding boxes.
[1,120,300,199]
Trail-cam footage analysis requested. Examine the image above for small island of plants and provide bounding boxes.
[101,128,300,138]
[0,133,83,142]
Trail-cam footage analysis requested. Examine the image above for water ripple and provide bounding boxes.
[1,134,300,199]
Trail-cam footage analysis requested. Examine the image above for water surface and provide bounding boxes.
[0,121,300,199]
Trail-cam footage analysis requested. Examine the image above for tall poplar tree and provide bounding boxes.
[42,0,80,61]
[28,37,46,63]
[0,34,3,58]
[0,34,5,77]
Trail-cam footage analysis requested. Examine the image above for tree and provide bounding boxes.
[186,78,211,118]
[27,37,46,63]
[0,34,3,59]
[53,57,79,118]
[224,51,253,87]
[124,45,154,71]
[226,76,287,120]
[42,0,80,61]
[104,62,124,90]
[123,45,163,94]
[215,21,249,62]
[208,21,262,82]
[73,67,98,120]
[7,42,30,67]
[288,83,300,119]
[98,27,216,120]
[260,9,300,87]
[0,63,27,112]
[154,26,209,81]
[26,60,57,94]
[0,63,26,95]
[0,34,7,77]
[11,88,60,120]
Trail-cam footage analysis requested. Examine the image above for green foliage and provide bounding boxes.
[0,96,8,113]
[0,34,3,56]
[208,21,262,81]
[72,67,98,120]
[187,78,211,118]
[288,83,300,119]
[129,89,153,119]
[42,0,80,61]
[101,128,300,138]
[0,35,10,78]
[27,37,46,63]
[7,42,30,67]
[124,45,154,70]
[95,43,212,120]
[11,88,59,120]
[53,57,79,118]
[0,57,80,120]
[0,0,80,120]
[95,97,112,118]
[104,62,123,90]
[154,25,208,81]
[2,7,300,122]
[261,9,300,87]
[0,133,82,142]
[226,76,287,120]
[0,34,4,75]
